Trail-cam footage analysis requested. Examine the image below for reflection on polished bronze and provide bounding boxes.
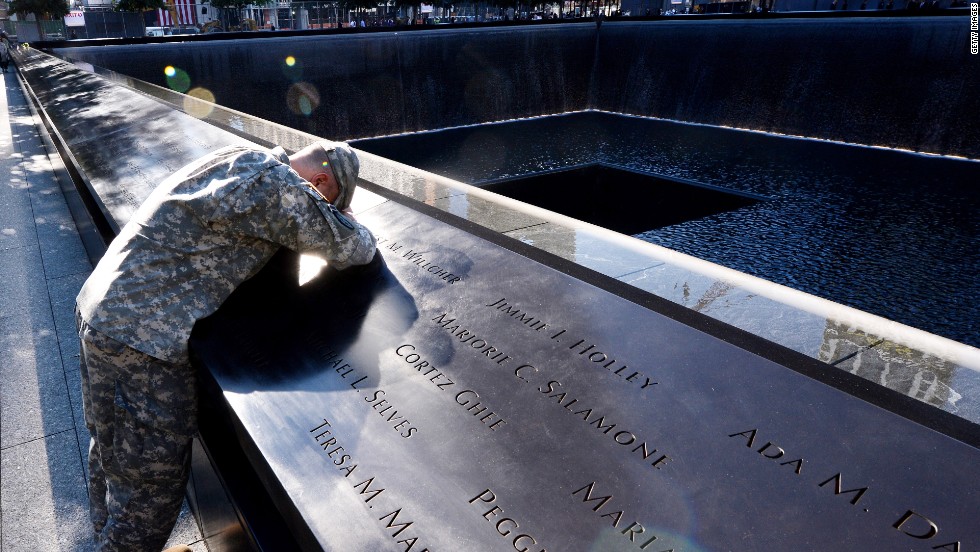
[820,321,960,411]
[191,200,980,551]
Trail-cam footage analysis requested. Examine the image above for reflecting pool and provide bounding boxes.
[353,112,980,347]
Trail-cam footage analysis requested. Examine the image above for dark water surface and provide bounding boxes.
[353,112,980,348]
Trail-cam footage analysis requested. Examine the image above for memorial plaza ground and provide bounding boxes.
[0,69,203,551]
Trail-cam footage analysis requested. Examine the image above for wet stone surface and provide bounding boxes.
[353,112,980,348]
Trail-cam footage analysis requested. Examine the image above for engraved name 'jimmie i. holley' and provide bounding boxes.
[485,298,656,392]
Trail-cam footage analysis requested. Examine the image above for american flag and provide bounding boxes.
[157,0,197,26]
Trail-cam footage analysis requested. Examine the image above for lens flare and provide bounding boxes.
[164,66,191,93]
[183,87,216,118]
[282,56,303,81]
[286,82,321,117]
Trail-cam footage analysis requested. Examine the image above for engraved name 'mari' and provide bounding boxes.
[572,482,674,551]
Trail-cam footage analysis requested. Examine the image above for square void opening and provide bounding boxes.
[481,165,762,235]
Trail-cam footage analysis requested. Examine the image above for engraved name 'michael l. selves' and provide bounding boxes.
[317,346,419,438]
[364,390,419,438]
[317,346,370,389]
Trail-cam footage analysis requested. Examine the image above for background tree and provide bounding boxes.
[114,0,165,34]
[9,0,69,39]
[209,0,274,30]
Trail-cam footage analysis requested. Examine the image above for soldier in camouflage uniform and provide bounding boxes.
[76,141,377,551]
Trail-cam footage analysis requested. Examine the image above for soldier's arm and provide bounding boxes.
[210,162,377,269]
[266,166,377,269]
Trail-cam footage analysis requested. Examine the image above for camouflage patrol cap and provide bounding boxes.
[319,141,359,211]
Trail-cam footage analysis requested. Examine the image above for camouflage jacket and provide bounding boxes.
[77,145,377,364]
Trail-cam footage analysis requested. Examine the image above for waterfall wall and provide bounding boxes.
[592,18,979,157]
[55,16,980,157]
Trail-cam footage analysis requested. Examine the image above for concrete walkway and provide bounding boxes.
[0,68,204,550]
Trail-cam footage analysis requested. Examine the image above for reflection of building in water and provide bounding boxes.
[819,321,960,410]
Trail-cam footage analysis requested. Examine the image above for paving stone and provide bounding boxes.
[9,127,45,162]
[0,200,36,252]
[25,166,68,198]
[1,433,96,551]
[38,230,91,280]
[0,178,32,209]
[30,190,76,224]
[0,158,32,208]
[0,75,93,552]
[0,244,49,319]
[0,307,62,365]
[0,160,30,203]
[0,342,74,447]
[64,365,90,472]
[48,271,91,368]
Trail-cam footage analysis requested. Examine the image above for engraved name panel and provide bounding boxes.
[191,199,979,552]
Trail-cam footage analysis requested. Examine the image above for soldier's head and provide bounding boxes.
[289,141,360,211]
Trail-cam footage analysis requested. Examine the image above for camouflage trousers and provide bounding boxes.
[77,310,197,552]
